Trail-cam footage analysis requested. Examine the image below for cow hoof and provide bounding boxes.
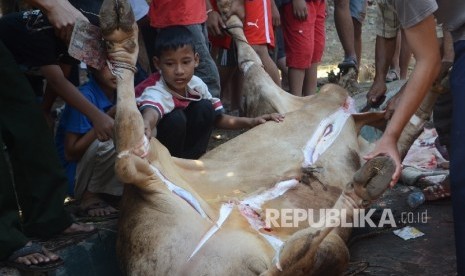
[100,0,135,36]
[352,156,395,201]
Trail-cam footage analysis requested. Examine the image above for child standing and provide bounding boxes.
[280,0,326,96]
[55,65,120,217]
[138,26,284,159]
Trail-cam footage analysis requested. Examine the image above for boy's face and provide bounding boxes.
[94,64,117,92]
[154,45,199,95]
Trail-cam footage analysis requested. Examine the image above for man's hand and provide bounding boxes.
[363,134,401,188]
[32,0,89,43]
[366,80,387,109]
[384,91,402,120]
[292,0,308,21]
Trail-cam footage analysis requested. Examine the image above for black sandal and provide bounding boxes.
[338,57,358,75]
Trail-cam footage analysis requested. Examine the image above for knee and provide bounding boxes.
[192,100,215,124]
[160,109,187,134]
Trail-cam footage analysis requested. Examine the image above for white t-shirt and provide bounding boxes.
[137,75,224,120]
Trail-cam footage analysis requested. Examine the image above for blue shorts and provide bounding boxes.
[350,0,367,23]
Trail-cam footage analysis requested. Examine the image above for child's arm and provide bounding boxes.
[141,108,160,139]
[215,113,284,130]
[64,129,97,161]
[40,64,114,141]
[63,108,115,161]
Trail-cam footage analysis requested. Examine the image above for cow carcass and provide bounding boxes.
[99,0,441,275]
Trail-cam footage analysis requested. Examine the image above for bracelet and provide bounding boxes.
[206,9,213,15]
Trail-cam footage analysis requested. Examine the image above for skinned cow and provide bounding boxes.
[99,0,442,275]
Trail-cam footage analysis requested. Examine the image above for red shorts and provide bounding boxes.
[243,0,275,47]
[282,1,326,69]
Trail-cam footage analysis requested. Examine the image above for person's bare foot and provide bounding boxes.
[8,241,63,270]
[78,192,119,217]
[62,222,95,235]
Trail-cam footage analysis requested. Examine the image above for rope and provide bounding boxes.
[107,60,137,79]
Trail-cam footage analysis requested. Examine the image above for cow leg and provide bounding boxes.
[99,0,153,186]
[263,157,394,276]
[219,15,311,116]
[100,0,147,156]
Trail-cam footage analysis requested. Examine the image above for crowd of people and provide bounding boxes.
[0,0,463,274]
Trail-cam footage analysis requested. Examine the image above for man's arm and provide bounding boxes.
[40,65,114,141]
[26,0,88,43]
[364,14,441,186]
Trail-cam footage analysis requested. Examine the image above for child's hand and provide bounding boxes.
[144,122,152,140]
[292,0,308,21]
[253,113,285,126]
[106,106,117,118]
[93,113,114,141]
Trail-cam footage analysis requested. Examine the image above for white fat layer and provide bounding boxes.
[189,203,234,260]
[302,103,353,167]
[150,165,208,219]
[241,179,299,210]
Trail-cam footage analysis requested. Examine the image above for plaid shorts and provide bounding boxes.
[376,0,443,39]
[375,0,399,38]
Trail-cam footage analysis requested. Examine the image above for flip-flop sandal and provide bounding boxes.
[4,243,64,272]
[385,69,399,82]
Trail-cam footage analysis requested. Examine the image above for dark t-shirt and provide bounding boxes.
[0,10,71,71]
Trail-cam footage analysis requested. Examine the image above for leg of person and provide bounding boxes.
[186,24,221,98]
[281,2,313,96]
[0,41,89,270]
[243,0,280,86]
[274,26,289,91]
[398,29,412,80]
[0,130,29,260]
[74,140,120,217]
[303,0,325,96]
[303,63,318,96]
[0,41,74,240]
[334,0,357,68]
[156,109,187,158]
[252,44,281,86]
[449,40,465,276]
[350,0,366,68]
[366,1,399,106]
[182,99,215,159]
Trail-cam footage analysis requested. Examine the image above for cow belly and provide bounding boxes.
[187,211,273,275]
